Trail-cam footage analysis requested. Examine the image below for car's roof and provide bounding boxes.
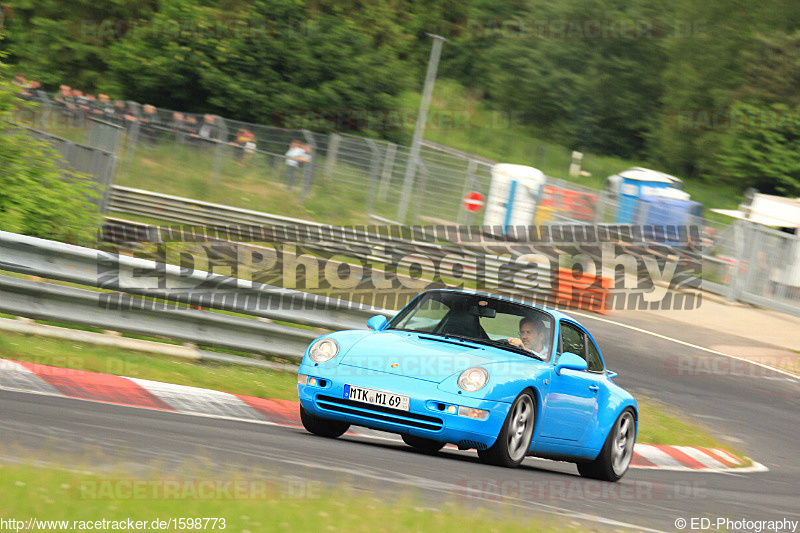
[424,288,580,323]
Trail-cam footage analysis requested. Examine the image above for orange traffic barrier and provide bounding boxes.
[554,268,612,315]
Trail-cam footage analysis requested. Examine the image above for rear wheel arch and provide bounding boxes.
[578,406,637,481]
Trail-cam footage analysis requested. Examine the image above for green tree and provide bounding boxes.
[464,0,667,158]
[737,30,800,108]
[718,102,800,195]
[0,55,101,244]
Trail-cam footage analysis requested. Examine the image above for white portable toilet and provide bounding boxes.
[483,164,545,230]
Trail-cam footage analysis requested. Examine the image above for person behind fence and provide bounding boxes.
[54,85,77,121]
[284,139,307,187]
[169,112,186,142]
[231,128,248,160]
[184,115,199,141]
[231,129,257,163]
[95,94,115,120]
[140,104,160,144]
[243,131,257,157]
[507,316,549,355]
[197,114,219,142]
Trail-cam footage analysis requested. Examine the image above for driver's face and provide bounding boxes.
[519,324,540,348]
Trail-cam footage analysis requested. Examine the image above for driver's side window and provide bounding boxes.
[559,322,585,359]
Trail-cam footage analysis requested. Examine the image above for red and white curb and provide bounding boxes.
[631,444,764,472]
[0,359,765,472]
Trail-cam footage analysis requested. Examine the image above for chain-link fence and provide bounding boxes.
[16,92,800,316]
[727,222,800,316]
[21,124,119,214]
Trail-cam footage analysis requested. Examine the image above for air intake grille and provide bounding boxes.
[317,395,443,431]
[458,440,488,450]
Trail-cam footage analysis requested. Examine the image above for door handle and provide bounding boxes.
[589,385,599,393]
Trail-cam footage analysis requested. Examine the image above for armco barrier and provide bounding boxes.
[0,230,393,360]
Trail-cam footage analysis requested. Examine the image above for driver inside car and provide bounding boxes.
[508,316,548,355]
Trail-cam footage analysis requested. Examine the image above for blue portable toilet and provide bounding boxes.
[605,167,685,224]
[638,189,703,226]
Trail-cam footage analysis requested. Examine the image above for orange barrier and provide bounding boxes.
[539,186,598,222]
[554,268,612,315]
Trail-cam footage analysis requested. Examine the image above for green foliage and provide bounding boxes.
[0,56,101,244]
[5,0,800,195]
[466,0,668,159]
[737,30,800,107]
[718,102,800,196]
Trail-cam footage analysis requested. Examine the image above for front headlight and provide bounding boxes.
[458,367,489,392]
[308,338,339,363]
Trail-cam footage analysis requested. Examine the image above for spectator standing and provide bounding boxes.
[197,114,219,142]
[170,112,187,143]
[243,131,257,156]
[231,128,248,161]
[96,94,114,120]
[184,115,199,138]
[141,104,160,144]
[284,140,307,187]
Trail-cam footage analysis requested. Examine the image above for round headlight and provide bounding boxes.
[458,367,489,392]
[309,338,339,363]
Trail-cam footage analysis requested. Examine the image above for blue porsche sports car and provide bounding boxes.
[297,289,638,481]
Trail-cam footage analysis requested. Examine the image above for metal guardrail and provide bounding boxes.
[107,186,744,313]
[0,230,394,360]
[0,274,319,359]
[106,185,733,309]
[0,230,391,331]
[105,186,558,300]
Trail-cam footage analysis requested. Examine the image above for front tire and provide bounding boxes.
[300,406,350,438]
[577,408,636,482]
[402,434,445,453]
[477,391,535,468]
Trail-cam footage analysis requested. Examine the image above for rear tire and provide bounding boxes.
[402,434,445,453]
[577,408,636,482]
[477,391,535,468]
[300,405,350,438]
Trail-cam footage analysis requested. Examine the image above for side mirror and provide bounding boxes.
[555,352,588,375]
[367,315,388,331]
[606,370,618,379]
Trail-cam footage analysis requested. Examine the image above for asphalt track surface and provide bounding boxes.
[1,315,799,532]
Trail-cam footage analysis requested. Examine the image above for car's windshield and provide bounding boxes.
[388,291,554,360]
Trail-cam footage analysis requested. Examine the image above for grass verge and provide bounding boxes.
[0,330,296,400]
[0,463,594,533]
[0,329,748,459]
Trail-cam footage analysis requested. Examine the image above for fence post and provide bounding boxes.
[324,133,341,182]
[377,142,397,203]
[456,159,478,224]
[122,119,140,179]
[301,129,317,201]
[210,115,228,186]
[365,139,380,212]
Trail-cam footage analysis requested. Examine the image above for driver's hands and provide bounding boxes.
[508,337,524,348]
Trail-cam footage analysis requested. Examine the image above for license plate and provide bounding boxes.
[344,384,410,411]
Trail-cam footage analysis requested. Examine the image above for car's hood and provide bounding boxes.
[338,330,531,383]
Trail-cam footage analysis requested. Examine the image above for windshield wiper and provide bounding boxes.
[442,334,545,361]
[479,338,546,360]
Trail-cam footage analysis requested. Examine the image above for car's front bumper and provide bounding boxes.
[297,365,511,449]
